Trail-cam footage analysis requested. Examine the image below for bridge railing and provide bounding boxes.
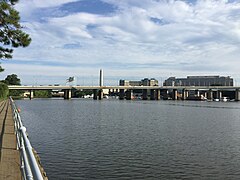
[10,97,44,180]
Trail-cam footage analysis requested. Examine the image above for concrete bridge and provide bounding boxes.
[8,85,240,101]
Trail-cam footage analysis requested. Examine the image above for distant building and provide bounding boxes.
[163,76,233,86]
[119,78,158,86]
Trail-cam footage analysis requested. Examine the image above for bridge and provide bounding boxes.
[8,85,240,101]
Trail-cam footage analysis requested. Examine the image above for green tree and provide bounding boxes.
[0,0,31,70]
[3,73,20,85]
[2,73,22,97]
[0,82,9,99]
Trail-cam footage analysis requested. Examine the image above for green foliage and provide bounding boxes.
[0,82,9,99]
[73,89,93,98]
[3,74,20,85]
[9,89,22,96]
[34,90,52,98]
[0,0,31,59]
[1,74,22,96]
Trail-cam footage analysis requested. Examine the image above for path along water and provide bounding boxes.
[0,99,21,179]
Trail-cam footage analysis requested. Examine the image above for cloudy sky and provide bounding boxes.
[1,0,240,85]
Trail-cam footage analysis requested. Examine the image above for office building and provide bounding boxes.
[119,78,158,86]
[163,76,233,86]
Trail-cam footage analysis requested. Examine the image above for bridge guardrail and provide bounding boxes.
[10,97,44,180]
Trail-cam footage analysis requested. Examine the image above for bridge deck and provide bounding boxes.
[0,100,21,179]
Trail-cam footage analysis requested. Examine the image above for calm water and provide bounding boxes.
[16,99,240,180]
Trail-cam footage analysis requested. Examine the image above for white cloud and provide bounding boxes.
[17,0,78,8]
[5,0,240,84]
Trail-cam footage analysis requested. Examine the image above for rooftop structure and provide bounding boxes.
[163,75,233,86]
[119,78,158,86]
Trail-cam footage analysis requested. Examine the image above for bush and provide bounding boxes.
[0,82,9,99]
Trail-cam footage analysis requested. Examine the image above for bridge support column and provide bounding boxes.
[195,90,200,97]
[142,89,148,100]
[182,89,188,100]
[150,89,155,100]
[235,89,240,101]
[98,90,103,100]
[155,89,161,100]
[93,89,98,100]
[29,90,34,100]
[204,92,207,99]
[217,91,222,100]
[172,89,178,100]
[207,89,213,100]
[162,89,168,100]
[119,89,125,100]
[126,90,133,100]
[64,89,71,99]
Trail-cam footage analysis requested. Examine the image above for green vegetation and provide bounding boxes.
[0,0,31,70]
[73,89,93,98]
[34,90,52,98]
[0,82,9,99]
[1,74,23,97]
[2,74,20,85]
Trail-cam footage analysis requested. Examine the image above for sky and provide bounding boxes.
[1,0,240,85]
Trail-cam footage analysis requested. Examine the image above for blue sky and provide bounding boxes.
[1,0,240,85]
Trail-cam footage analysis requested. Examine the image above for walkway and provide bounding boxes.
[0,99,21,179]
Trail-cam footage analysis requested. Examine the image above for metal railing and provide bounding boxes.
[10,97,44,180]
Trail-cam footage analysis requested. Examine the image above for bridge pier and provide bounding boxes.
[207,89,213,100]
[93,89,103,100]
[29,90,34,100]
[98,90,103,100]
[204,92,207,99]
[235,89,240,101]
[182,89,188,100]
[119,89,125,100]
[161,89,168,100]
[172,89,178,100]
[93,89,98,100]
[156,89,161,100]
[195,90,200,97]
[64,89,71,99]
[126,90,133,100]
[142,89,148,100]
[217,90,222,100]
[150,89,155,100]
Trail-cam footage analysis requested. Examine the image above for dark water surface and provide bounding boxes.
[16,99,240,179]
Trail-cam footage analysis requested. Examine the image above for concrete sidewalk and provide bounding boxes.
[0,100,21,180]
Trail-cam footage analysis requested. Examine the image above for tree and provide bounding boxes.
[0,0,31,70]
[3,73,20,85]
[0,82,9,99]
[2,73,22,97]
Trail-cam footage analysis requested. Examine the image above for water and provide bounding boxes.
[16,99,240,179]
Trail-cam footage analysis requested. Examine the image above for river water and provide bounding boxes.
[16,99,240,179]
